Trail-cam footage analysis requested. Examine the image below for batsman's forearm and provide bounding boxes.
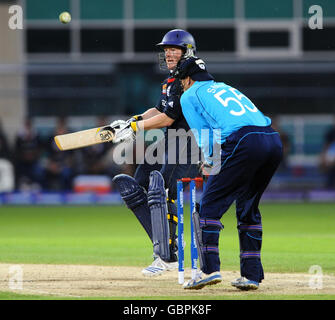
[137,113,174,130]
[141,108,161,120]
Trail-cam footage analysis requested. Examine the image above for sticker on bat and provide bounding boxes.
[96,127,115,142]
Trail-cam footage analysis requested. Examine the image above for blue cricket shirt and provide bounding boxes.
[180,80,271,162]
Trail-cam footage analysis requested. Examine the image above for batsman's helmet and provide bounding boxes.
[156,29,196,58]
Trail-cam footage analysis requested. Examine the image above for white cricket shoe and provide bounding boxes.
[142,257,178,277]
[183,271,222,290]
[231,277,259,290]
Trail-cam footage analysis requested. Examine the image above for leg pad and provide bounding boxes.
[112,174,152,241]
[148,171,170,261]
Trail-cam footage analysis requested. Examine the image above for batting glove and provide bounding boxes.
[109,119,128,130]
[127,114,143,123]
[109,119,135,143]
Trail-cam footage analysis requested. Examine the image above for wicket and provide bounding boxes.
[177,177,203,284]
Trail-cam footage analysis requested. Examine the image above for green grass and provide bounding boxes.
[0,203,334,271]
[221,203,335,274]
[0,291,334,300]
[0,205,153,266]
[0,203,334,299]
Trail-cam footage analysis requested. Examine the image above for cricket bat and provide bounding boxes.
[54,126,115,151]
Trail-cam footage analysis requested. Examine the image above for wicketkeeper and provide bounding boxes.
[173,57,283,290]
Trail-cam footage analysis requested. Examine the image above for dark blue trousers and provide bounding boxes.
[199,125,283,282]
[133,138,198,262]
[135,162,198,200]
[134,135,199,200]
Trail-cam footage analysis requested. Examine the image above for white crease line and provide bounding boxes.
[9,289,82,299]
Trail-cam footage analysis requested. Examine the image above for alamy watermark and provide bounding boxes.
[308,265,323,289]
[8,265,23,290]
[8,5,23,30]
[308,5,323,30]
[112,128,222,175]
[7,4,324,31]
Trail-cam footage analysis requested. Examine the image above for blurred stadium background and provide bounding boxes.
[1,0,335,205]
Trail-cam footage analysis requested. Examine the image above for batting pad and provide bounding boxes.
[148,171,170,262]
[112,174,152,241]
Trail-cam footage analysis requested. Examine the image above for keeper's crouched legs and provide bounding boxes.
[193,209,223,275]
[238,224,264,283]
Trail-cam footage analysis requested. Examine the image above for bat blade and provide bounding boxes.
[54,126,115,151]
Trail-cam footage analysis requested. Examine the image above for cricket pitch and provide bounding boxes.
[0,263,334,298]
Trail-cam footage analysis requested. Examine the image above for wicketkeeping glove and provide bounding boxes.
[197,160,213,181]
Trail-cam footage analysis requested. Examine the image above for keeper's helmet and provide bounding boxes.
[156,29,196,58]
[173,57,214,81]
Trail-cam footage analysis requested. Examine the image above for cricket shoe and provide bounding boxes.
[142,257,178,277]
[183,271,222,290]
[231,277,259,290]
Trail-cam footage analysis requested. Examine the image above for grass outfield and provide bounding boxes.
[0,291,334,300]
[0,203,334,299]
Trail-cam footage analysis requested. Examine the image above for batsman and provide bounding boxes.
[111,30,199,276]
